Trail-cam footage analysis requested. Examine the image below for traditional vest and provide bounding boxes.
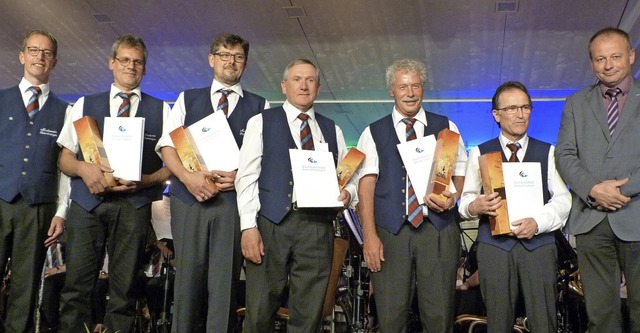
[369,112,455,235]
[258,107,338,223]
[477,137,554,251]
[168,87,266,205]
[70,91,164,211]
[0,86,68,204]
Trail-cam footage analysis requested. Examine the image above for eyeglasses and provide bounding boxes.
[496,104,532,115]
[25,47,55,60]
[113,57,145,68]
[213,52,246,63]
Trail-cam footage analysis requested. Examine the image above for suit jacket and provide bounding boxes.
[556,80,640,241]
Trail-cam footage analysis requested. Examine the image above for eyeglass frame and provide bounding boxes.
[113,57,145,68]
[213,52,246,63]
[495,104,533,115]
[25,47,55,60]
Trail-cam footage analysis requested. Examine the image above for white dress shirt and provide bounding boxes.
[235,101,356,230]
[355,107,468,216]
[155,80,270,150]
[458,134,571,234]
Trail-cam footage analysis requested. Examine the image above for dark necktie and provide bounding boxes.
[116,92,133,117]
[606,88,622,135]
[217,89,232,116]
[401,118,422,228]
[507,142,521,162]
[26,86,41,119]
[297,113,315,150]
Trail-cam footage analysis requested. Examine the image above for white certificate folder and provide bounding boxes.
[289,149,343,208]
[187,111,239,172]
[502,162,544,228]
[103,117,145,181]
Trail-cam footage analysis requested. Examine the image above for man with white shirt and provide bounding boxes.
[458,81,571,332]
[158,32,267,332]
[356,58,467,332]
[57,34,171,332]
[236,58,354,333]
[0,30,69,333]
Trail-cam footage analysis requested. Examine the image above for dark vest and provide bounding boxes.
[369,112,455,235]
[258,107,338,223]
[70,91,164,211]
[0,86,68,204]
[168,87,266,205]
[477,137,554,251]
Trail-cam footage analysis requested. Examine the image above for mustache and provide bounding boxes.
[401,97,420,103]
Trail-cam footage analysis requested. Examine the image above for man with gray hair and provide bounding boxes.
[356,58,467,332]
[236,58,355,332]
[58,34,171,332]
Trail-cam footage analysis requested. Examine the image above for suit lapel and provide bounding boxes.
[586,85,611,142]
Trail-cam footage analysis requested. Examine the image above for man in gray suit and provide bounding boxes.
[556,27,640,332]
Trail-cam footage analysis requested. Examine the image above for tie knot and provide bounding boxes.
[298,113,310,121]
[28,86,41,95]
[606,88,622,98]
[117,92,133,100]
[219,89,232,97]
[507,142,521,153]
[401,117,417,126]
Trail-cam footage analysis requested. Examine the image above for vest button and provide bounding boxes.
[23,158,28,162]
[27,132,32,136]
[289,181,293,185]
[401,202,406,206]
[402,214,407,219]
[401,177,406,181]
[25,145,30,149]
[401,189,406,194]
[21,171,26,176]
[287,193,292,198]
[285,206,290,211]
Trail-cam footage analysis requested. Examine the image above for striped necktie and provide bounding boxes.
[216,89,232,116]
[298,113,315,150]
[116,92,133,117]
[26,86,41,119]
[606,88,622,135]
[401,118,423,228]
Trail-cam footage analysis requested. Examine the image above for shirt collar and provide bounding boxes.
[19,77,50,97]
[599,75,632,98]
[283,100,316,123]
[498,133,529,152]
[211,80,244,97]
[109,84,142,101]
[392,107,427,127]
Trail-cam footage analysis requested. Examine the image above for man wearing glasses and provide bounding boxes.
[459,81,571,332]
[158,32,268,332]
[57,34,171,332]
[0,30,69,333]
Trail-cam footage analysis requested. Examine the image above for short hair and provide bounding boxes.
[22,30,58,57]
[588,27,632,57]
[209,33,250,58]
[282,58,319,81]
[491,81,532,110]
[110,34,148,64]
[385,59,427,89]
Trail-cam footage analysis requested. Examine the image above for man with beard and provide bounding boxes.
[0,30,69,333]
[158,32,268,332]
[57,34,171,332]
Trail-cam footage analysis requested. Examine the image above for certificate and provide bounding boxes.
[502,162,544,228]
[103,117,145,181]
[289,149,343,208]
[187,112,239,171]
[397,135,437,204]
